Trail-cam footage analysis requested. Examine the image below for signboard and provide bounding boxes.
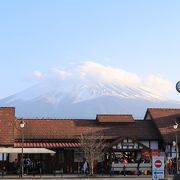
[151,149,160,157]
[152,171,164,180]
[154,160,162,168]
[152,156,164,180]
[142,149,160,158]
[142,149,151,158]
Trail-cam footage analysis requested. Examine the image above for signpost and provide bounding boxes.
[152,156,164,180]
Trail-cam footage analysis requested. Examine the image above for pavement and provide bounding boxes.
[0,174,174,180]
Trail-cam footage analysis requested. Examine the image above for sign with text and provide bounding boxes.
[151,149,160,157]
[142,149,160,158]
[152,156,164,180]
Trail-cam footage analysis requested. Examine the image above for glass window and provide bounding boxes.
[150,141,158,149]
[74,150,83,162]
[134,143,138,149]
[58,150,64,163]
[117,143,122,149]
[123,139,128,143]
[123,145,127,149]
[0,153,7,161]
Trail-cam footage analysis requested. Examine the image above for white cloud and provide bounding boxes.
[52,68,72,80]
[71,61,174,95]
[33,61,174,96]
[33,71,46,79]
[75,61,142,85]
[144,74,173,94]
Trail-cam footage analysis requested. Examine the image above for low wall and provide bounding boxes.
[111,163,151,172]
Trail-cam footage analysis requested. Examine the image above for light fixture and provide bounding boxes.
[20,120,25,128]
[173,121,178,130]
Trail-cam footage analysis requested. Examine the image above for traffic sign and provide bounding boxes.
[152,156,164,180]
[154,160,162,168]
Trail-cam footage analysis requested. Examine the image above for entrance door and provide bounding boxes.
[113,151,138,162]
[64,149,74,173]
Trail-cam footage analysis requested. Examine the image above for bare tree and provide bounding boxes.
[78,128,105,175]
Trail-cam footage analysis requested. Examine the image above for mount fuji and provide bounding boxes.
[0,62,179,119]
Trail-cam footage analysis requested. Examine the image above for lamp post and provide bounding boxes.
[173,121,178,173]
[20,120,25,177]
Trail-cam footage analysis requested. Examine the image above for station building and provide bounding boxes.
[0,107,179,174]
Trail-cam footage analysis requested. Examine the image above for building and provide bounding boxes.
[0,107,179,174]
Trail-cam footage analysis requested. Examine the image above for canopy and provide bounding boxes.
[14,142,80,148]
[0,147,56,154]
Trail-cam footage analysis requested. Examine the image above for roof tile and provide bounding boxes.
[147,108,180,143]
[96,114,134,122]
[14,118,159,142]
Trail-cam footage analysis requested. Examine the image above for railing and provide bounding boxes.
[111,163,152,172]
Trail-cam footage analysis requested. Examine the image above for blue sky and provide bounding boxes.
[0,0,180,99]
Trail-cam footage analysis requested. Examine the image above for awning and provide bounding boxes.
[0,147,56,154]
[14,142,80,148]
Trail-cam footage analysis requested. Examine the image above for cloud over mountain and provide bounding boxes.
[34,61,174,97]
[0,61,178,119]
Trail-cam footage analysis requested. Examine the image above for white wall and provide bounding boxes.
[9,153,18,162]
[150,141,158,149]
[140,141,149,148]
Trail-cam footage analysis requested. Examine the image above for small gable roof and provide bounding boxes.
[146,108,180,119]
[96,114,134,123]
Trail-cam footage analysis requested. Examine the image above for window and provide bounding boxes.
[57,150,64,163]
[0,153,7,161]
[74,150,83,162]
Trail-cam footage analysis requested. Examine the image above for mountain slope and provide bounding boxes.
[0,62,179,118]
[0,80,179,118]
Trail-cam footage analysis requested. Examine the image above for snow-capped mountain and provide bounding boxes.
[0,62,179,118]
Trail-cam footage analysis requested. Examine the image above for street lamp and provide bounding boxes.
[173,121,178,173]
[20,120,25,177]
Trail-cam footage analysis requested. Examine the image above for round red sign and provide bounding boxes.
[155,160,162,168]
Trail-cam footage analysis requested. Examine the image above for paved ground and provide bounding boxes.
[0,175,174,180]
[0,178,173,180]
[53,178,172,180]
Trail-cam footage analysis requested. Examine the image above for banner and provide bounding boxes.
[142,149,160,158]
[152,156,164,180]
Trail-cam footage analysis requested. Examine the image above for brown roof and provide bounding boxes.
[147,108,180,144]
[147,108,180,119]
[96,114,134,123]
[14,118,160,143]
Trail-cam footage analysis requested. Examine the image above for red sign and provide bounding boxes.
[151,149,160,156]
[154,160,162,168]
[142,149,160,158]
[142,149,151,157]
